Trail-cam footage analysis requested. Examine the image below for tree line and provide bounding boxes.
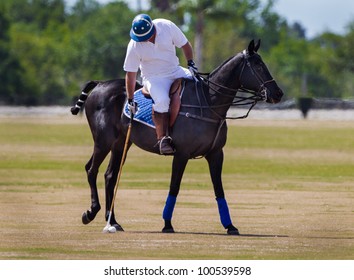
[0,0,353,106]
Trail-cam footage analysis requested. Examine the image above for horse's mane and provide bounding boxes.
[208,52,243,78]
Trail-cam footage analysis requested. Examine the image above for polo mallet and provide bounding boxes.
[103,112,133,233]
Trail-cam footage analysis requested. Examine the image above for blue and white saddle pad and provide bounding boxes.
[123,89,155,128]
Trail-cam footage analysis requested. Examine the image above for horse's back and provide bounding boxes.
[85,79,126,145]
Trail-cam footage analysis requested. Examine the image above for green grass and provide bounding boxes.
[227,124,354,150]
[1,118,354,190]
[0,117,353,260]
[0,122,92,146]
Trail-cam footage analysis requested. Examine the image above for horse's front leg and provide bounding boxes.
[206,149,239,235]
[162,154,189,233]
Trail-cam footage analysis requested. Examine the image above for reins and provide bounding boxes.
[181,51,269,122]
[196,73,261,120]
[179,50,273,158]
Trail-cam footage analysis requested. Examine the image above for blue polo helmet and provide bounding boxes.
[130,14,155,42]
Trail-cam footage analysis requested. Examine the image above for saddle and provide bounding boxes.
[141,79,183,127]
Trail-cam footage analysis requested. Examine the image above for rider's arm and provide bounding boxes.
[181,41,194,62]
[125,71,137,100]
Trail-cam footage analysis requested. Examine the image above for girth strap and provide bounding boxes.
[178,111,226,158]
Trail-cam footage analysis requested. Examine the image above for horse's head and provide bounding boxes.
[239,40,283,104]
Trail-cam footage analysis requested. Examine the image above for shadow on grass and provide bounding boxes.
[129,230,289,238]
[129,231,354,239]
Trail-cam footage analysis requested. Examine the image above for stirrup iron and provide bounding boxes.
[158,136,175,155]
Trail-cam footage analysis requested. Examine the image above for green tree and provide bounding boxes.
[7,0,66,30]
[316,25,354,98]
[0,5,31,104]
[1,0,353,105]
[266,32,344,99]
[65,2,134,87]
[256,0,288,51]
[337,22,354,72]
[150,0,172,12]
[175,0,262,70]
[7,0,70,104]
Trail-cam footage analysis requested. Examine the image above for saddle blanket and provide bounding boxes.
[123,89,155,128]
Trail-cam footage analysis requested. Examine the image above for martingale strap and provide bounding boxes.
[178,79,229,158]
[178,112,226,159]
[178,111,219,124]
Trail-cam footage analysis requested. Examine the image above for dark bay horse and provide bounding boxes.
[71,40,283,235]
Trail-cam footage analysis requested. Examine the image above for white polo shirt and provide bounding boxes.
[123,19,188,79]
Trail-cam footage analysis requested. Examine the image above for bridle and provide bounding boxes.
[189,49,275,121]
[179,49,277,157]
[238,49,275,104]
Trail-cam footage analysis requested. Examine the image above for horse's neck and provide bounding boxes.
[208,54,243,117]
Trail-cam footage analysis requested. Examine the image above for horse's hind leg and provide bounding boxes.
[206,150,239,235]
[82,147,110,225]
[103,136,132,232]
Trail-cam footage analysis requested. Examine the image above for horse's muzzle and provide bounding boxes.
[266,88,284,104]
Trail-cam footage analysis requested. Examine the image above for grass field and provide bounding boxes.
[0,114,353,259]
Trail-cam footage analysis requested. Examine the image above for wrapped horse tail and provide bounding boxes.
[71,81,99,115]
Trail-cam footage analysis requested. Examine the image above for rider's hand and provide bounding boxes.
[128,98,137,115]
[188,60,198,77]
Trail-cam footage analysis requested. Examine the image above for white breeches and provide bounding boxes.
[143,67,192,113]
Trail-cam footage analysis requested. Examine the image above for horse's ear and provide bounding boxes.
[248,40,255,55]
[254,39,261,52]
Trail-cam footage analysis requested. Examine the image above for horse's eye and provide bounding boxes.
[256,62,264,71]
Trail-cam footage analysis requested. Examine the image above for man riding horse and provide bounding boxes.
[71,23,284,234]
[124,14,198,155]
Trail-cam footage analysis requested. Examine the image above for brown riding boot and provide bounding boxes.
[152,112,175,155]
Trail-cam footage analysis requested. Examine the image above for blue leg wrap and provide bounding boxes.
[216,197,232,228]
[162,195,177,220]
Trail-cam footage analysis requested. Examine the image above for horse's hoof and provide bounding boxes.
[162,220,174,233]
[112,223,124,232]
[227,225,240,235]
[162,226,175,233]
[82,211,92,225]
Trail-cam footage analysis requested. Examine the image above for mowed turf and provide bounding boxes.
[0,115,353,259]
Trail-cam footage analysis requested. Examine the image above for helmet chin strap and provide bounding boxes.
[147,30,156,43]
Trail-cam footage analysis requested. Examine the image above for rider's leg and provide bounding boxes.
[152,111,175,154]
[144,77,175,155]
